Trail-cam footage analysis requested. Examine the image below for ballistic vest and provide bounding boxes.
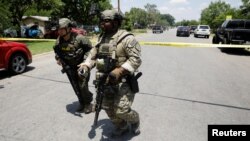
[96,30,133,73]
[56,32,90,67]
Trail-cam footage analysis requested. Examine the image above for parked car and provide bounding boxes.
[190,25,197,34]
[0,40,32,74]
[3,25,43,38]
[23,24,44,38]
[213,19,250,45]
[152,26,164,34]
[176,26,190,37]
[44,27,87,39]
[3,28,17,37]
[71,28,87,36]
[194,25,210,38]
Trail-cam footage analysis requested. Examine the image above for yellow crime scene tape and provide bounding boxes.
[140,41,250,48]
[1,37,250,48]
[0,37,56,42]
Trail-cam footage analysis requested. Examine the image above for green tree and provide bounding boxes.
[200,0,234,31]
[1,0,57,36]
[189,20,199,25]
[127,8,147,28]
[175,20,190,26]
[25,0,62,16]
[240,0,250,19]
[122,12,133,31]
[144,3,161,25]
[60,0,112,24]
[0,1,11,35]
[161,14,175,26]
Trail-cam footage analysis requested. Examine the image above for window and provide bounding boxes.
[199,26,209,29]
[227,21,244,29]
[245,21,250,29]
[222,20,229,28]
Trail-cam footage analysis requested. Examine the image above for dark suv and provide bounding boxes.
[176,26,190,37]
[213,19,250,45]
[190,25,197,34]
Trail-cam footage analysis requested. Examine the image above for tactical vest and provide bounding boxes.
[56,33,87,67]
[96,30,133,73]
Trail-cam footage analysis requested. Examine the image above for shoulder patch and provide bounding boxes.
[128,39,138,48]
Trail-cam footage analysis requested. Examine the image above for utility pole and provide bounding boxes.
[118,0,120,12]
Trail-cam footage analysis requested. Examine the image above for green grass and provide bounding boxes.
[132,29,147,33]
[21,36,96,55]
[20,31,145,56]
[24,41,55,55]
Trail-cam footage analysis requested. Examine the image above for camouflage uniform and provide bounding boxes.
[82,10,142,136]
[54,18,93,112]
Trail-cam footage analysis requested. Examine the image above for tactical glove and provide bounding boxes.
[77,64,90,78]
[108,67,128,83]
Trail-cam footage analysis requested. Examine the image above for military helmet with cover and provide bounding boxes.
[100,9,124,22]
[59,18,72,28]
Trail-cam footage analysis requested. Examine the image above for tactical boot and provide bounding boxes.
[131,121,140,136]
[83,103,95,114]
[75,104,85,113]
[111,124,129,138]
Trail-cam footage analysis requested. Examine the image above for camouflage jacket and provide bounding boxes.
[83,29,141,74]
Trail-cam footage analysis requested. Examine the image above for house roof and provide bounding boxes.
[22,16,49,22]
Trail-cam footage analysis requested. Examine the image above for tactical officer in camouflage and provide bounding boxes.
[79,9,142,137]
[54,18,94,114]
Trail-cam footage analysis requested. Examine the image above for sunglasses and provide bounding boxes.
[100,19,112,23]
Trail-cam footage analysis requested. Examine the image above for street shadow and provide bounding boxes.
[66,101,83,117]
[88,119,138,141]
[219,48,250,56]
[26,66,36,72]
[0,66,35,80]
[0,70,11,80]
[193,36,210,39]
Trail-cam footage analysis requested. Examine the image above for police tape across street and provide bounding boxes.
[1,37,250,48]
[0,37,56,42]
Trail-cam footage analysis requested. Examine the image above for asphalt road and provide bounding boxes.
[1,29,250,141]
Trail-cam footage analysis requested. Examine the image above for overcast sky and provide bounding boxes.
[111,0,242,21]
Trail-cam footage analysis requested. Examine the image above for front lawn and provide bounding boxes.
[24,41,55,55]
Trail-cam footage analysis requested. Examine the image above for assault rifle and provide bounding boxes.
[92,71,142,126]
[53,45,85,106]
[93,73,107,126]
[92,70,116,126]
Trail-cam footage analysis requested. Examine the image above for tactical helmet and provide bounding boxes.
[59,18,72,28]
[100,9,124,22]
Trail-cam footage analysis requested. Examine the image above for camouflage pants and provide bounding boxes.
[102,82,140,129]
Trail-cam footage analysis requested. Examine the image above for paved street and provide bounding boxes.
[1,29,250,141]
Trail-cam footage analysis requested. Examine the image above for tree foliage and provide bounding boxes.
[144,3,161,25]
[126,8,148,28]
[175,20,199,26]
[200,0,234,31]
[1,0,58,36]
[200,0,249,32]
[161,14,175,26]
[59,0,112,24]
[0,1,11,33]
[240,0,250,18]
[2,0,250,36]
[25,0,61,16]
